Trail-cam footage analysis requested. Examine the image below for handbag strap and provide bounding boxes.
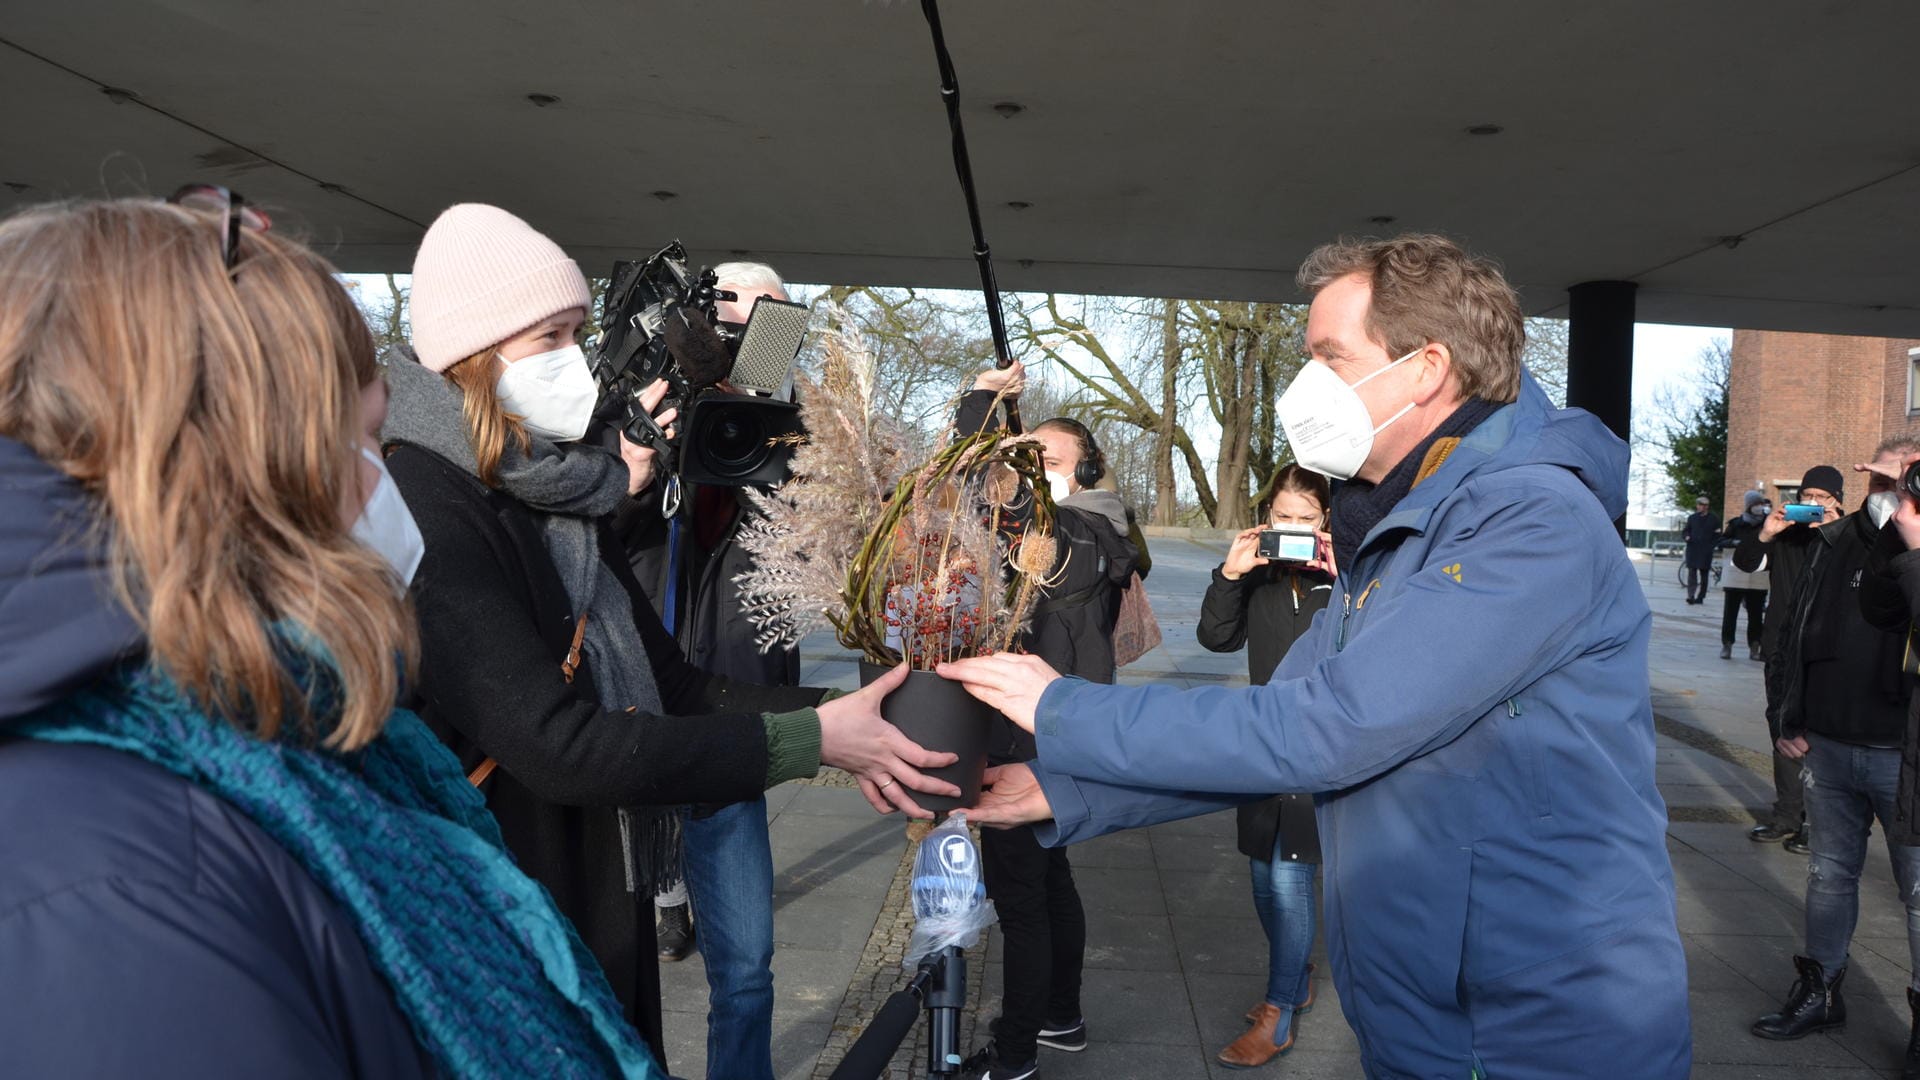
[469,613,590,789]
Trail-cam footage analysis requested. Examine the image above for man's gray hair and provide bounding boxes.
[711,261,785,294]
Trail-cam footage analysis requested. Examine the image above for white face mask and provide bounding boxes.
[351,446,425,590]
[1044,470,1073,503]
[1275,348,1421,481]
[495,343,598,442]
[1867,490,1900,530]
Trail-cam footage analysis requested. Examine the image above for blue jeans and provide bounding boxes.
[1801,734,1920,989]
[1248,846,1316,1046]
[681,796,775,1080]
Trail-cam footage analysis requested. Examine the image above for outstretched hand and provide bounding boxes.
[934,653,1063,734]
[966,762,1055,828]
[817,662,961,819]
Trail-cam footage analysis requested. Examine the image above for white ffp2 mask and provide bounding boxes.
[1867,490,1900,530]
[1044,470,1073,503]
[495,343,598,442]
[351,446,425,590]
[1275,349,1421,481]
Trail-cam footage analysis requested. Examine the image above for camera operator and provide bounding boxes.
[1732,465,1848,854]
[608,261,800,1080]
[1719,490,1771,660]
[1194,464,1333,1068]
[1744,441,1920,1078]
[953,363,1139,1080]
[379,205,957,1065]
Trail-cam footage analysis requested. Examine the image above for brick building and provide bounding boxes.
[1722,330,1920,518]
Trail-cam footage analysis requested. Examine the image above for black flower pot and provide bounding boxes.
[858,662,994,812]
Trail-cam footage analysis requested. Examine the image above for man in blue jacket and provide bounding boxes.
[942,234,1691,1079]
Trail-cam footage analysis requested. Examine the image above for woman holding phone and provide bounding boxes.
[1195,463,1335,1069]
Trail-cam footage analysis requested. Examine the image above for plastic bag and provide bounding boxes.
[1111,572,1162,668]
[904,812,997,967]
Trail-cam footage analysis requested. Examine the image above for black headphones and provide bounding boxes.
[1042,416,1106,490]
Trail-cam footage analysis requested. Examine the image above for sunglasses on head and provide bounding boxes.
[167,184,272,271]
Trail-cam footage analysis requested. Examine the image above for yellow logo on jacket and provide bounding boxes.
[1356,578,1383,609]
[1443,563,1464,583]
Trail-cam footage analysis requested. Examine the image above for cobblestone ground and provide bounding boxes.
[812,819,990,1080]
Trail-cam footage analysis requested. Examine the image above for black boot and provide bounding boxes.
[1904,987,1920,1080]
[657,902,695,962]
[1751,955,1845,1040]
[1720,643,1733,659]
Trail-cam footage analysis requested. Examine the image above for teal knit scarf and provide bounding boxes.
[17,666,662,1080]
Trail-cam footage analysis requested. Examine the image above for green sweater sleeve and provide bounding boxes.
[762,708,824,787]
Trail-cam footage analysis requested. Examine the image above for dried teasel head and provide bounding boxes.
[1016,532,1059,580]
[982,462,1021,508]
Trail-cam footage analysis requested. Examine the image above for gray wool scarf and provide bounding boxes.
[380,347,678,892]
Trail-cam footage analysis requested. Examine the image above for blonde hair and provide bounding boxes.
[0,199,415,750]
[444,348,530,488]
[1297,233,1525,404]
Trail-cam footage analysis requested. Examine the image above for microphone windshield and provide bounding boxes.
[662,304,735,390]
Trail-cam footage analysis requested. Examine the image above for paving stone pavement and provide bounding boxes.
[656,538,1920,1079]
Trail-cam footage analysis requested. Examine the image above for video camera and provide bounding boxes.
[589,242,810,498]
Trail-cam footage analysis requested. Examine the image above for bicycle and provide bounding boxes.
[1676,556,1723,589]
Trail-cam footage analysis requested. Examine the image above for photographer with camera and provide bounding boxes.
[1733,466,1848,854]
[1193,464,1333,1068]
[378,204,958,1064]
[609,262,802,1080]
[1743,441,1920,1078]
[951,364,1139,1080]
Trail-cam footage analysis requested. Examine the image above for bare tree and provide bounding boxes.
[1524,317,1570,407]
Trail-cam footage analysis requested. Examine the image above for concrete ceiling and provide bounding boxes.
[4,1,1918,336]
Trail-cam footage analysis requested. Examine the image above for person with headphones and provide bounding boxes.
[955,362,1140,1080]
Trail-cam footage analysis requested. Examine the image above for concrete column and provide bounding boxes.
[1565,280,1638,442]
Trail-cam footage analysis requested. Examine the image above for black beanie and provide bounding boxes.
[1800,465,1844,500]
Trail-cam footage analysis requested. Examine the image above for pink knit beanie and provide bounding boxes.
[408,203,592,373]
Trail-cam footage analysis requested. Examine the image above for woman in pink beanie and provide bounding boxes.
[378,203,956,1067]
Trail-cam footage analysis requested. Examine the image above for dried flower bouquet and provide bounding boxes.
[734,312,1057,668]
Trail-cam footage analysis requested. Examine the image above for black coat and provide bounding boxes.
[613,483,800,688]
[1767,512,1906,744]
[386,443,825,1062]
[1859,526,1920,844]
[1196,563,1330,863]
[1682,511,1720,568]
[1736,521,1823,656]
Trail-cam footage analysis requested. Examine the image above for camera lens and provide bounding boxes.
[1903,459,1920,502]
[700,406,770,480]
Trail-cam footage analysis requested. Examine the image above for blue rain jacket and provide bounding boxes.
[1026,377,1690,1078]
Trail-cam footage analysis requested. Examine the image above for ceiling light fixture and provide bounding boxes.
[526,93,561,108]
[1465,123,1503,136]
[992,102,1025,118]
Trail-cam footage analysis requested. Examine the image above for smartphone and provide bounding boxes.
[1782,503,1825,524]
[1257,525,1319,563]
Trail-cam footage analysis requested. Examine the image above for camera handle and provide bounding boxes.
[826,945,967,1080]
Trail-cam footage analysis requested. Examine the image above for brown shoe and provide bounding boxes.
[1244,964,1315,1023]
[1217,1003,1294,1069]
